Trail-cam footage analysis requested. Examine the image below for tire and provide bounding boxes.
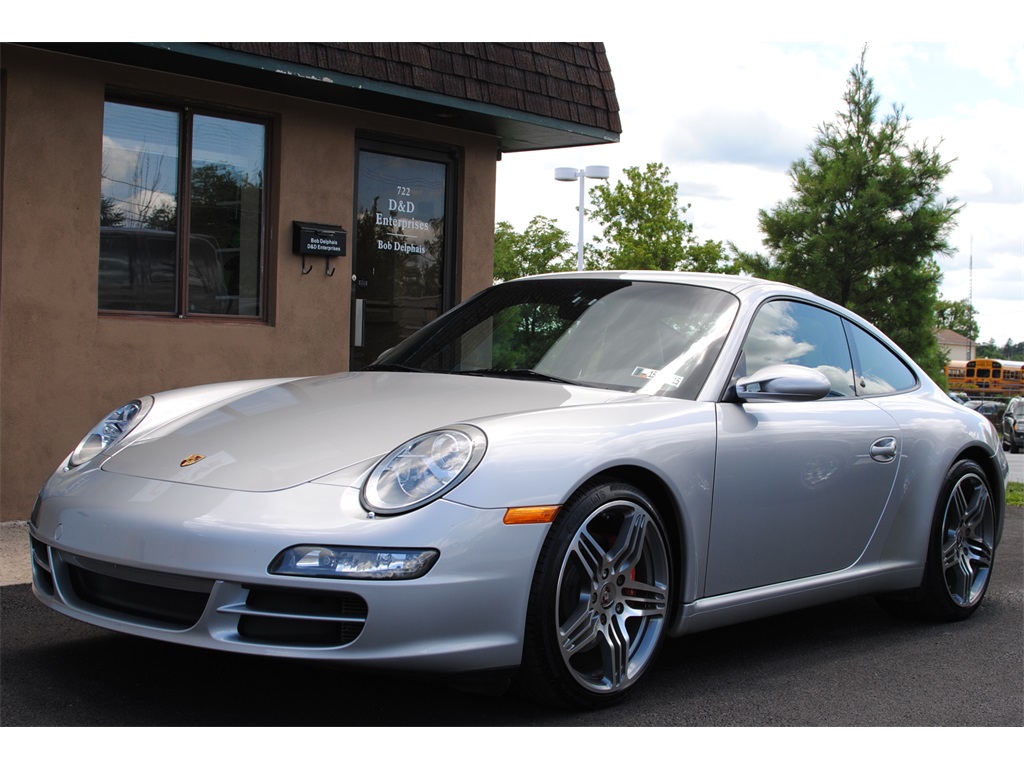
[912,459,997,621]
[517,479,672,709]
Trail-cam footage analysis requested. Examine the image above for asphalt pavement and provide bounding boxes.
[3,454,1021,730]
[3,501,1021,728]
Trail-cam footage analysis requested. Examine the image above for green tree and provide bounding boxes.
[100,196,126,227]
[977,338,1023,361]
[935,298,980,341]
[493,215,573,283]
[734,48,961,382]
[588,162,734,273]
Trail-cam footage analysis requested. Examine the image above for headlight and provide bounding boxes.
[68,397,153,468]
[361,426,486,514]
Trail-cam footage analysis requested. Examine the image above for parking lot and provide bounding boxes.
[2,465,1021,727]
[2,501,1020,727]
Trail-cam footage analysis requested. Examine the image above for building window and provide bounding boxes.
[99,99,268,318]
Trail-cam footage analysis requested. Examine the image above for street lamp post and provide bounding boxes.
[555,165,609,271]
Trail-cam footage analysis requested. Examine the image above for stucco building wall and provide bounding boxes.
[0,45,498,520]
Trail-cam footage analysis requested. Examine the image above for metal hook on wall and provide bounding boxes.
[293,221,346,278]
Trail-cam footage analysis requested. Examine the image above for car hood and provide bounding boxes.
[100,371,641,492]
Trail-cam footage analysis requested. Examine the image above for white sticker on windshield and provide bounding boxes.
[631,367,683,388]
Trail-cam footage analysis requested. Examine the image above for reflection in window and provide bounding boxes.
[845,323,918,395]
[353,149,450,368]
[99,100,266,317]
[376,279,738,400]
[744,301,856,397]
[99,103,180,313]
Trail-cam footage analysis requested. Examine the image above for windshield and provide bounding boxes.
[368,278,739,399]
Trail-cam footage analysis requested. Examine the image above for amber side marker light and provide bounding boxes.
[503,505,562,525]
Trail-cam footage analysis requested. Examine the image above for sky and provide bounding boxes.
[12,6,1023,347]
[494,39,1024,347]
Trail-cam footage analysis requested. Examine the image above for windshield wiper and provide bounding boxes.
[453,368,583,386]
[363,363,429,373]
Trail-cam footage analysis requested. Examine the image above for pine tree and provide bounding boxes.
[735,48,961,380]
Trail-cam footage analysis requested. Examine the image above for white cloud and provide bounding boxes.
[497,41,1024,345]
[944,43,1024,89]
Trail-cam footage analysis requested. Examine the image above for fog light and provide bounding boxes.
[270,546,439,580]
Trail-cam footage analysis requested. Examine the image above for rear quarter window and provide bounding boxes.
[845,322,918,395]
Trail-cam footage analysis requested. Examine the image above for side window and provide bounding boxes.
[742,300,856,397]
[845,322,918,395]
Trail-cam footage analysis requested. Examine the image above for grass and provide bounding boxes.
[1008,482,1024,508]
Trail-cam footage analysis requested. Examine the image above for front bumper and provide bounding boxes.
[30,468,550,673]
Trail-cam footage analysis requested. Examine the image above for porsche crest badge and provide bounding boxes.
[180,454,206,468]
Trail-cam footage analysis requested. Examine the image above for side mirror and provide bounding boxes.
[735,364,832,403]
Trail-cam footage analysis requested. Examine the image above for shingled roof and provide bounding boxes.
[210,43,621,140]
[29,42,620,152]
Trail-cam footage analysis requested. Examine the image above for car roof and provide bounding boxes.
[516,270,800,297]
[510,269,912,371]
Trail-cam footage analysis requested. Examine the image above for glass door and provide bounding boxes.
[351,145,454,369]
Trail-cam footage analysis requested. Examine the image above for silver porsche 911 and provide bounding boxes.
[30,271,1008,709]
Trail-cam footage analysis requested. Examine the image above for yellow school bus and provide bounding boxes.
[964,358,1023,396]
[945,360,968,390]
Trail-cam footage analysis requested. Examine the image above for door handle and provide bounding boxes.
[869,436,898,463]
[354,298,365,347]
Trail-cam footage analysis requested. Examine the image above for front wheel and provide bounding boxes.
[517,480,672,709]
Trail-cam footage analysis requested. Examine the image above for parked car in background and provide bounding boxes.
[28,271,1009,709]
[975,401,1007,433]
[1003,397,1024,454]
[948,391,973,406]
[949,392,981,410]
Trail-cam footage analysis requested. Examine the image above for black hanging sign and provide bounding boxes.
[293,221,346,276]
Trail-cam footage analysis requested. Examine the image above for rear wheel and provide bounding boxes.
[517,480,672,709]
[912,460,997,620]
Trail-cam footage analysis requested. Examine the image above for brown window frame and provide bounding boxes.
[99,94,272,323]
